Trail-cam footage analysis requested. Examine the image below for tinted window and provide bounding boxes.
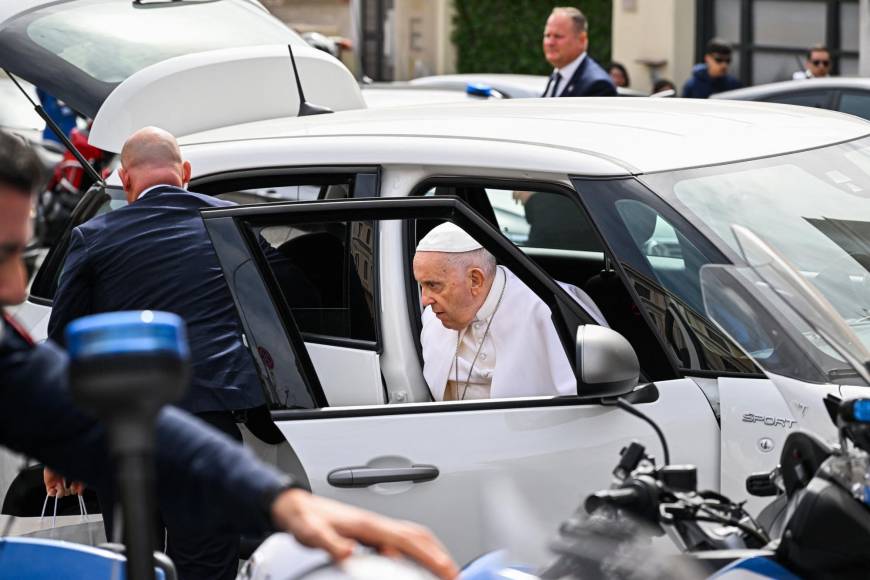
[764,90,831,109]
[247,220,378,344]
[838,92,870,121]
[574,177,759,375]
[205,217,320,411]
[192,172,376,204]
[26,1,302,83]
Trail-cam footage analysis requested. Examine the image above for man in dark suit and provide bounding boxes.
[541,7,617,98]
[48,126,266,579]
[0,129,457,579]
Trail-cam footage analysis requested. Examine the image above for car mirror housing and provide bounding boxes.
[576,325,640,398]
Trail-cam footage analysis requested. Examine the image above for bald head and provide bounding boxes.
[118,126,191,203]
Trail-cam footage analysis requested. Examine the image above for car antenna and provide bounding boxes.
[3,69,104,186]
[287,44,333,117]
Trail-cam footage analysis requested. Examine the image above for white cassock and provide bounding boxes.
[421,265,608,401]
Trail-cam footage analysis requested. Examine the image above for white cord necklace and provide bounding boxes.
[453,278,507,400]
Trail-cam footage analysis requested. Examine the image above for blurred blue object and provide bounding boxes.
[36,88,77,144]
[853,400,870,423]
[460,550,536,579]
[65,311,189,360]
[465,83,493,97]
[0,537,165,580]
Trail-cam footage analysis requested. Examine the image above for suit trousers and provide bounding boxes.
[162,411,243,580]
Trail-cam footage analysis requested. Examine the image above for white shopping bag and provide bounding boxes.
[19,494,106,546]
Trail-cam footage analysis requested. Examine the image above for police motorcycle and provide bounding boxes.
[0,311,184,580]
[239,225,870,579]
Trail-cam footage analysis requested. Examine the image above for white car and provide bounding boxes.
[5,2,870,562]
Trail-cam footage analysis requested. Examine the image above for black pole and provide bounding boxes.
[3,69,104,186]
[117,452,157,580]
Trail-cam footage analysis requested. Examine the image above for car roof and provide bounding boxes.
[179,97,870,176]
[714,77,870,100]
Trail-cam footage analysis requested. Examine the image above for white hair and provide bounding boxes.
[445,247,497,278]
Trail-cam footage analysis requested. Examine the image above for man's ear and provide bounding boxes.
[469,268,486,295]
[181,160,192,186]
[118,167,134,203]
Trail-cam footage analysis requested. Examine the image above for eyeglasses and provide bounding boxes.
[811,59,830,67]
[713,56,731,64]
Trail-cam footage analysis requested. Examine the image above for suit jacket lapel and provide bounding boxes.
[563,56,588,97]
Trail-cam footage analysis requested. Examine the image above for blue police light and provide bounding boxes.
[65,311,189,360]
[466,82,493,97]
[853,400,870,423]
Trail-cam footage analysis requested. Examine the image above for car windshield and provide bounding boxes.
[25,0,302,83]
[642,135,870,355]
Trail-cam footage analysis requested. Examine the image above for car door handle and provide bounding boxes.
[327,464,439,488]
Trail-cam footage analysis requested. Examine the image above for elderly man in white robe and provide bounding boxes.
[413,222,608,401]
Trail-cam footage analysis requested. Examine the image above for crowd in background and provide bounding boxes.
[607,39,834,99]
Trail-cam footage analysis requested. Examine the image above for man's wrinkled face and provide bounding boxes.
[413,252,479,331]
[807,50,831,77]
[543,13,586,69]
[0,188,32,306]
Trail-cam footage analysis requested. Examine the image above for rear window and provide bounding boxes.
[26,0,303,83]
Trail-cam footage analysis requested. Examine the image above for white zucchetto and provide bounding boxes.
[416,222,483,253]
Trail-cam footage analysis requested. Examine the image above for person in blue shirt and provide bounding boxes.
[0,129,458,580]
[682,38,742,99]
[36,88,77,144]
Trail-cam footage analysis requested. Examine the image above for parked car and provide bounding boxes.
[4,3,870,562]
[361,83,498,108]
[409,73,649,97]
[714,77,870,122]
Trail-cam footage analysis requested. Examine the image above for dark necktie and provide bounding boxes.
[549,72,562,98]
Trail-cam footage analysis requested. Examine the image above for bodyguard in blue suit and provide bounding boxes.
[48,166,260,416]
[0,129,458,580]
[47,127,264,579]
[541,7,616,98]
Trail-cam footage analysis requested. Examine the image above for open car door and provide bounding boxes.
[201,196,721,562]
[0,0,364,151]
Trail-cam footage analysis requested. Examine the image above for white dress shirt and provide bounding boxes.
[443,267,507,400]
[136,184,172,201]
[548,52,587,97]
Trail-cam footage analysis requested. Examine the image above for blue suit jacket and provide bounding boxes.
[48,186,263,414]
[543,55,617,97]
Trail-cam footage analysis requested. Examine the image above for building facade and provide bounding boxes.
[268,0,869,87]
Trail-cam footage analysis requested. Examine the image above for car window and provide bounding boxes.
[424,185,602,252]
[573,177,759,376]
[246,220,378,345]
[838,92,870,121]
[763,90,831,109]
[24,0,302,84]
[192,173,371,204]
[204,216,322,411]
[417,184,607,318]
[488,189,602,251]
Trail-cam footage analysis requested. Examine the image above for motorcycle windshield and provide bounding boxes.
[700,225,870,388]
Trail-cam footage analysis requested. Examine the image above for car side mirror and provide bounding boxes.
[576,325,639,398]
